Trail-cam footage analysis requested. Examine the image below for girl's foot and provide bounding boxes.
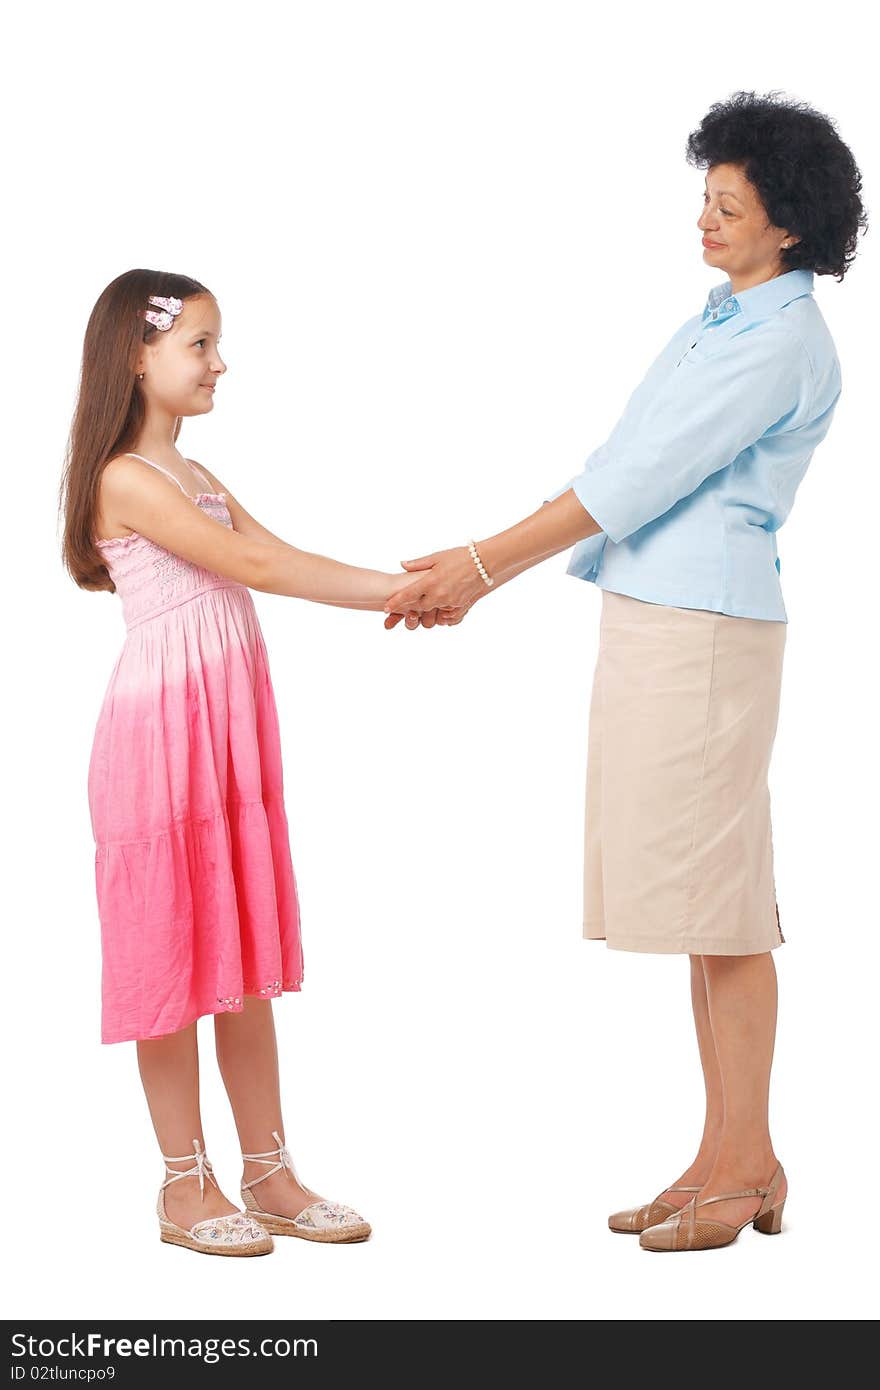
[240,1133,371,1240]
[241,1161,325,1221]
[162,1165,242,1231]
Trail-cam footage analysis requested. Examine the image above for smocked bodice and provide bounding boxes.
[95,493,248,631]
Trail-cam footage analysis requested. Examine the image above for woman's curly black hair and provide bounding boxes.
[685,90,867,280]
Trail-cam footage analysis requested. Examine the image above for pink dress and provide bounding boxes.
[88,453,304,1044]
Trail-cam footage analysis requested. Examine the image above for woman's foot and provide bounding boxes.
[689,1157,787,1230]
[654,1155,717,1213]
[608,1153,717,1231]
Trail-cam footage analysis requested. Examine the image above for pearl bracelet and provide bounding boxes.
[467,540,494,588]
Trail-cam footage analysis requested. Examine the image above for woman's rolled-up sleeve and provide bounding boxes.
[543,477,580,505]
[561,325,813,544]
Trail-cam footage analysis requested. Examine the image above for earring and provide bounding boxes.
[137,373,144,380]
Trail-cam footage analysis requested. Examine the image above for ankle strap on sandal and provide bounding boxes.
[241,1130,301,1190]
[695,1186,769,1206]
[682,1163,785,1234]
[160,1138,219,1200]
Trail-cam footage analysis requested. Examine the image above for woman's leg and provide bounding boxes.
[137,1023,240,1227]
[214,996,325,1218]
[696,950,788,1226]
[655,954,725,1209]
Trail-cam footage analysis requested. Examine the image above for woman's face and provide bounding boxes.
[137,294,227,417]
[697,162,799,288]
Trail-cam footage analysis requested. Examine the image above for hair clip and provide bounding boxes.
[144,294,183,331]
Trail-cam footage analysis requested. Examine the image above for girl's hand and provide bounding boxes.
[383,605,469,631]
[384,547,488,617]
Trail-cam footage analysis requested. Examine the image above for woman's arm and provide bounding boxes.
[384,489,600,615]
[385,314,816,620]
[479,489,598,579]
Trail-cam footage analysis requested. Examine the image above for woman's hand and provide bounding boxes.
[381,493,597,627]
[383,547,488,617]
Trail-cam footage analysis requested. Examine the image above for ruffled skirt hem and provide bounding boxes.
[101,977,304,1045]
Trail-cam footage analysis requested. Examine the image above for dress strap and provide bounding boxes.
[124,452,192,497]
[184,458,215,491]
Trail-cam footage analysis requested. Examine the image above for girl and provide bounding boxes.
[62,269,455,1256]
[382,91,866,1252]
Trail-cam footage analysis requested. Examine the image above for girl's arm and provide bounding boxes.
[255,544,407,610]
[192,459,405,609]
[100,456,409,612]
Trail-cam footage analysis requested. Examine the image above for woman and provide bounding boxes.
[384,91,866,1252]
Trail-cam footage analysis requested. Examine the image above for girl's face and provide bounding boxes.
[697,162,799,286]
[136,294,226,416]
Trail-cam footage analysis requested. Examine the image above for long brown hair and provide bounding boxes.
[59,269,214,594]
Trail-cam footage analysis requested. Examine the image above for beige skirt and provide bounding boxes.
[583,589,787,955]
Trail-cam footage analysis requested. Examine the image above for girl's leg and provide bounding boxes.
[137,1023,240,1227]
[654,954,724,1210]
[696,950,788,1226]
[214,997,326,1218]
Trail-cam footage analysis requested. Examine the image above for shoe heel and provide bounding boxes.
[753,1199,785,1234]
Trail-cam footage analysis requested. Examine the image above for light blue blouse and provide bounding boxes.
[545,269,841,621]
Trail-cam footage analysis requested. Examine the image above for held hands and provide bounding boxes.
[383,546,489,631]
[384,605,468,631]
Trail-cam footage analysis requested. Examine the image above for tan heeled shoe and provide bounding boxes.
[639,1162,786,1251]
[157,1138,274,1256]
[608,1185,702,1233]
[241,1131,371,1243]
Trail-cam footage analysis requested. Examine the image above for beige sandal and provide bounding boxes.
[608,1185,702,1233]
[157,1138,274,1256]
[241,1131,371,1243]
[639,1163,787,1251]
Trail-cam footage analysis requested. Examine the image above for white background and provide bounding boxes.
[4,0,876,1322]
